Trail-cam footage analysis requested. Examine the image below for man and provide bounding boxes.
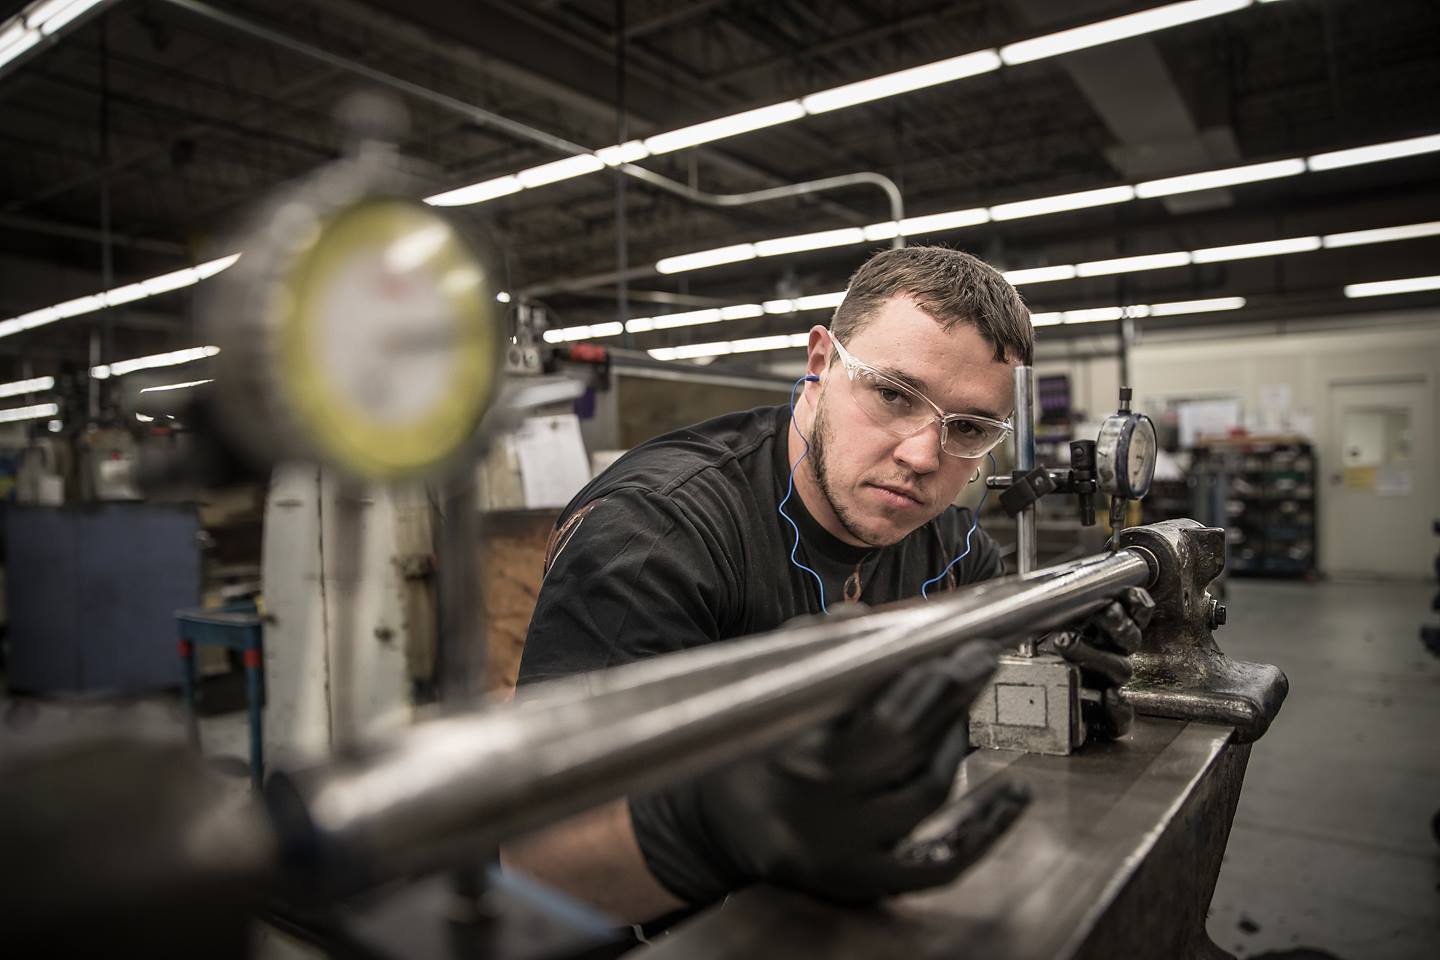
[504,245,1144,923]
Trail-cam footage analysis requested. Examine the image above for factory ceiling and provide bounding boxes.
[1,0,1439,377]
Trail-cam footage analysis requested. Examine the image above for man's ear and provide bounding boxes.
[805,326,831,381]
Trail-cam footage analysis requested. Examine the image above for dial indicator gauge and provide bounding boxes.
[1096,413,1158,500]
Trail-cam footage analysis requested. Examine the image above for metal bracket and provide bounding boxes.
[968,654,1085,756]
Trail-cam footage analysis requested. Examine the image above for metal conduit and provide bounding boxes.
[160,0,906,276]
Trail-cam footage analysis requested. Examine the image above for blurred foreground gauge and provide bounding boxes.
[205,132,502,479]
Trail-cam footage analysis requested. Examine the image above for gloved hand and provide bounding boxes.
[1042,585,1156,739]
[629,642,1031,906]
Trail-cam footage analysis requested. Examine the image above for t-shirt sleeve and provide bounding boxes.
[517,488,734,686]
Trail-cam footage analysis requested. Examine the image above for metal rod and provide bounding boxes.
[280,548,1152,893]
[614,0,630,349]
[1014,365,1037,577]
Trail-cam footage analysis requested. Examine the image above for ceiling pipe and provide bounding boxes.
[157,0,906,292]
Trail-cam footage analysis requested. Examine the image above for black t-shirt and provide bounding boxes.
[517,404,1003,685]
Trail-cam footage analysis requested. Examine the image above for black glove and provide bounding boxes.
[630,642,1030,906]
[1043,586,1156,739]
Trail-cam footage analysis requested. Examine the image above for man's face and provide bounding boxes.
[795,296,1018,548]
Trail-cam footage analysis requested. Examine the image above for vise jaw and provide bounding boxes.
[1118,519,1288,743]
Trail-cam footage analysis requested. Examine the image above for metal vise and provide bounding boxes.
[1118,518,1288,743]
[970,518,1288,754]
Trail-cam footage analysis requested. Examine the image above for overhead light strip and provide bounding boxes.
[645,297,1250,361]
[0,254,239,341]
[0,375,55,398]
[91,346,220,380]
[1343,275,1440,299]
[0,0,111,71]
[545,218,1440,344]
[9,133,1439,340]
[0,401,60,423]
[424,1,1268,207]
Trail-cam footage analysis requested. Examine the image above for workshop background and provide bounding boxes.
[0,1,1438,958]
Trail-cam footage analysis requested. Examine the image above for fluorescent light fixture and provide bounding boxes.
[863,222,901,241]
[140,267,201,296]
[135,413,154,423]
[651,308,724,330]
[496,291,512,303]
[424,175,522,207]
[999,0,1251,66]
[720,303,765,320]
[761,293,846,315]
[1148,296,1246,316]
[48,419,62,432]
[0,253,238,340]
[1190,235,1320,263]
[730,334,798,354]
[1003,264,1077,285]
[1308,133,1440,172]
[1136,158,1305,198]
[138,379,213,394]
[52,294,105,319]
[1076,251,1192,277]
[16,306,59,330]
[193,253,241,279]
[1322,221,1440,249]
[596,141,650,166]
[0,376,54,398]
[0,24,40,69]
[103,282,148,307]
[1344,275,1440,299]
[1063,306,1126,324]
[644,101,806,155]
[588,321,624,337]
[646,296,1250,360]
[755,228,866,257]
[93,345,220,380]
[0,402,59,423]
[990,185,1135,221]
[655,243,756,275]
[801,50,1001,114]
[794,291,846,311]
[29,0,104,34]
[1029,296,1247,328]
[897,208,990,236]
[515,153,606,188]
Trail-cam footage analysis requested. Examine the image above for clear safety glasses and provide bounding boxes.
[828,331,1013,459]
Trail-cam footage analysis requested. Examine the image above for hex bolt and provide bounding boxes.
[1208,599,1228,629]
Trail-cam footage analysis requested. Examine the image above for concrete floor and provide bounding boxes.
[1204,579,1440,960]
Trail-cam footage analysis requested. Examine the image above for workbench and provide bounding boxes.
[638,717,1245,960]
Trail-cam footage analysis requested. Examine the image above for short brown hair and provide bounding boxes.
[830,245,1033,364]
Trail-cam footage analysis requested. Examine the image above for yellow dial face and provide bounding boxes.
[276,198,498,477]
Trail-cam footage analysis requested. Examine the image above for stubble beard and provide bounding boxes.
[809,395,894,548]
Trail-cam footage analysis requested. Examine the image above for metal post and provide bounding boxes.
[1014,365,1037,577]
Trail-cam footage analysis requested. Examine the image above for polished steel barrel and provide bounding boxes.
[279,548,1154,891]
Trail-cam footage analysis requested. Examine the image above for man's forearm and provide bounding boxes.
[499,798,687,923]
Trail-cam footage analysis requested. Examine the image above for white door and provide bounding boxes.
[1322,379,1437,578]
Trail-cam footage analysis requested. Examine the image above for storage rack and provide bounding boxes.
[1192,438,1317,578]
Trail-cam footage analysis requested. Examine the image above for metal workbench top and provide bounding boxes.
[636,718,1245,960]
